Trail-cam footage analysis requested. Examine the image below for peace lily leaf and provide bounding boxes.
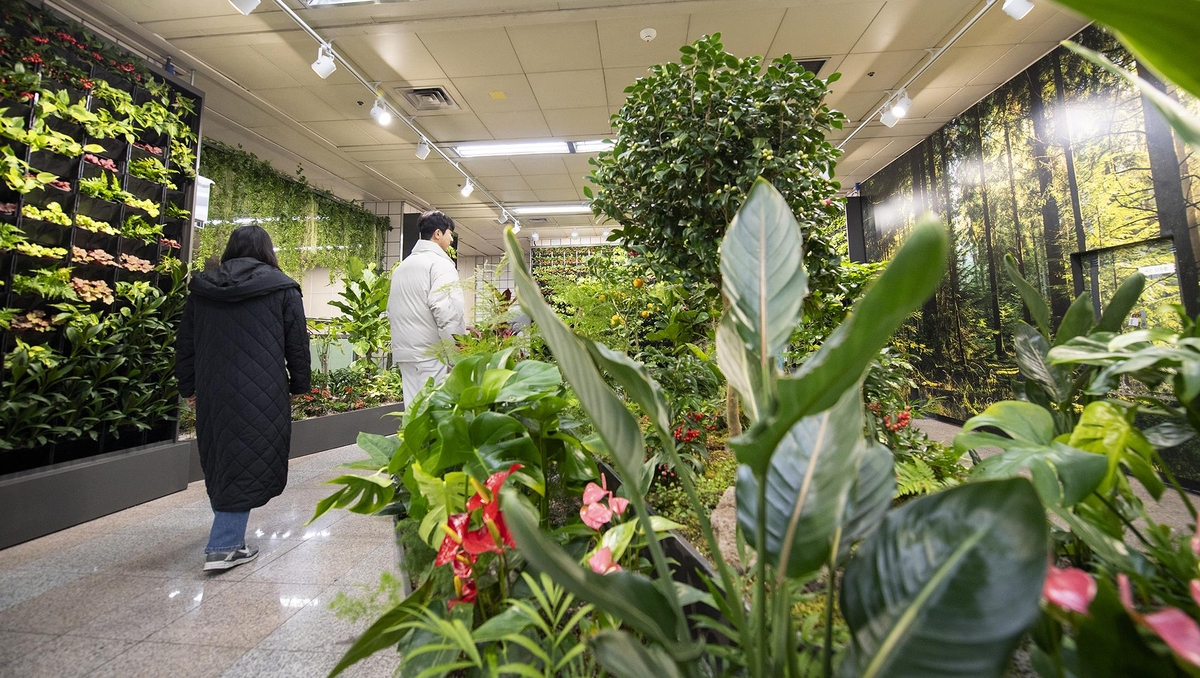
[841,478,1048,678]
[1004,254,1052,338]
[496,360,561,402]
[503,489,684,649]
[960,401,1055,446]
[719,177,808,364]
[1052,507,1153,577]
[1097,273,1147,334]
[733,219,948,476]
[584,338,673,441]
[1068,401,1164,499]
[737,386,865,579]
[467,411,544,494]
[592,516,687,563]
[329,579,434,678]
[1144,421,1196,449]
[716,312,764,422]
[971,441,1108,507]
[1049,1,1200,104]
[838,442,895,563]
[591,630,684,678]
[1054,293,1097,347]
[1013,322,1066,403]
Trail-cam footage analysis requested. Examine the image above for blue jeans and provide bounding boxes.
[206,510,251,554]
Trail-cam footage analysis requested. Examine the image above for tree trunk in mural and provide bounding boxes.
[1002,93,1033,326]
[1027,60,1071,320]
[1137,61,1200,316]
[975,112,1005,356]
[935,133,967,362]
[1053,52,1101,314]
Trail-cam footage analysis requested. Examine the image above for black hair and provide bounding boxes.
[221,224,279,268]
[417,210,455,240]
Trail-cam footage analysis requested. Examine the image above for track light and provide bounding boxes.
[891,91,912,118]
[1002,0,1034,20]
[228,0,260,14]
[460,179,475,197]
[512,222,521,234]
[531,232,540,243]
[880,109,899,128]
[415,139,431,160]
[311,44,336,79]
[571,231,579,239]
[369,98,391,126]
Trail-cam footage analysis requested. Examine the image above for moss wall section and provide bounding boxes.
[194,141,388,280]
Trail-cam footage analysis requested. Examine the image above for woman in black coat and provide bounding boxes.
[176,225,310,572]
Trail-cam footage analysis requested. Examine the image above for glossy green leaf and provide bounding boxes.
[733,220,948,475]
[328,579,434,677]
[960,401,1055,446]
[971,441,1107,507]
[719,177,808,363]
[470,605,533,643]
[308,472,395,524]
[412,461,468,547]
[1074,579,1180,678]
[737,386,865,578]
[496,360,562,402]
[1013,323,1066,403]
[584,338,673,441]
[841,478,1048,678]
[1050,507,1153,577]
[1054,294,1096,347]
[838,442,895,562]
[1096,273,1147,333]
[502,489,683,648]
[591,630,684,678]
[1051,1,1200,102]
[1068,401,1164,499]
[467,411,544,494]
[1004,253,1051,337]
[356,431,399,468]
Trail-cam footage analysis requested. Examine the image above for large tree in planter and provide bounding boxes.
[587,34,846,434]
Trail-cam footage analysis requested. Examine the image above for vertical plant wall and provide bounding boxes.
[194,140,388,281]
[0,0,202,474]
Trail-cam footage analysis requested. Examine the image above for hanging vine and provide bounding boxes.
[195,141,388,279]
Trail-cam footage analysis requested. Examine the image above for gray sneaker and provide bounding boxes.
[203,546,259,572]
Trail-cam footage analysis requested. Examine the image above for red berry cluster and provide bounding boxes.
[882,407,912,432]
[656,463,677,481]
[673,426,701,443]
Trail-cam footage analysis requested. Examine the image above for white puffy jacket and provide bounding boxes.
[387,239,466,363]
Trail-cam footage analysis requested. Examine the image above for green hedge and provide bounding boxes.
[194,141,387,279]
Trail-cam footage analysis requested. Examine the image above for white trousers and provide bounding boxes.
[399,358,449,411]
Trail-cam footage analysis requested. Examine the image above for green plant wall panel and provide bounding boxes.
[0,0,202,473]
[193,141,388,281]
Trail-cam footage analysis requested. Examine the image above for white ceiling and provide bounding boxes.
[59,0,1086,255]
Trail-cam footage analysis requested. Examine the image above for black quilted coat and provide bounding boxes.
[175,258,311,512]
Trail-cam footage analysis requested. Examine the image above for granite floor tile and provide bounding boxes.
[19,530,182,575]
[0,524,109,570]
[252,488,348,513]
[88,642,246,678]
[67,576,234,642]
[0,635,133,678]
[244,507,345,543]
[333,541,405,589]
[320,512,396,541]
[243,539,381,586]
[147,581,326,648]
[0,572,167,635]
[256,584,380,654]
[0,630,58,666]
[0,566,86,612]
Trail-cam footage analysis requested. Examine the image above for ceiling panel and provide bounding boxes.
[597,16,691,69]
[187,45,301,91]
[918,44,1013,89]
[255,87,345,122]
[523,173,577,190]
[452,74,541,114]
[415,113,493,143]
[507,22,603,73]
[303,120,380,147]
[527,70,608,110]
[477,111,553,138]
[604,66,650,108]
[853,0,977,52]
[687,9,787,58]
[968,42,1059,86]
[333,32,447,83]
[926,83,1000,118]
[418,29,524,78]
[832,50,926,93]
[251,39,360,87]
[543,107,613,137]
[768,3,882,59]
[458,158,521,177]
[826,90,888,122]
[510,156,570,175]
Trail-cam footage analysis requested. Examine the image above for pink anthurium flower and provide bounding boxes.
[1191,580,1200,609]
[589,547,621,575]
[580,502,613,530]
[1119,574,1200,668]
[1042,565,1096,615]
[609,495,630,515]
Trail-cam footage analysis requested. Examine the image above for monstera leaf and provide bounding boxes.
[841,478,1048,678]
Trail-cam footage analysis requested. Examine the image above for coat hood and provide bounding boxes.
[190,258,300,303]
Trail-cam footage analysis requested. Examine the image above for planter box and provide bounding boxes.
[186,402,404,482]
[0,437,191,549]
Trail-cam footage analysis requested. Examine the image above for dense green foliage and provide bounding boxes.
[194,140,387,279]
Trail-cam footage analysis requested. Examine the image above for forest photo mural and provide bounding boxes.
[856,26,1200,427]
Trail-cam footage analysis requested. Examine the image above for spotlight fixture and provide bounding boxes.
[311,44,336,79]
[880,109,899,128]
[228,0,260,14]
[498,210,510,224]
[414,139,431,160]
[512,222,521,234]
[369,98,391,126]
[531,232,540,243]
[460,179,475,197]
[891,91,912,118]
[571,231,579,239]
[1002,0,1034,20]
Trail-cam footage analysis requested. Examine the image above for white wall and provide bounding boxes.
[301,268,345,319]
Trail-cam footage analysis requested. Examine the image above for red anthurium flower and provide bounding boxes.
[1042,565,1096,615]
[435,513,470,566]
[588,547,621,575]
[449,576,477,610]
[1119,574,1200,667]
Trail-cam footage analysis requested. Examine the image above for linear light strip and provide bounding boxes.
[266,0,516,227]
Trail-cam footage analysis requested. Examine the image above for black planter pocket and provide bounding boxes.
[19,219,71,248]
[125,175,163,202]
[76,196,121,224]
[28,149,79,178]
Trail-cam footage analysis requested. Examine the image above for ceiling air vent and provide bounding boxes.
[396,86,460,113]
[496,216,555,226]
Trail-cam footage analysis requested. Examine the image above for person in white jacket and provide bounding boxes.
[388,210,466,409]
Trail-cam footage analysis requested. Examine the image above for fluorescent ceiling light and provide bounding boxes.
[572,140,613,153]
[1002,0,1034,20]
[460,179,475,197]
[228,0,260,14]
[312,44,336,79]
[415,140,431,160]
[891,91,912,118]
[511,205,591,215]
[455,141,570,158]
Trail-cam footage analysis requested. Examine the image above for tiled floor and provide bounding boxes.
[0,444,407,678]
